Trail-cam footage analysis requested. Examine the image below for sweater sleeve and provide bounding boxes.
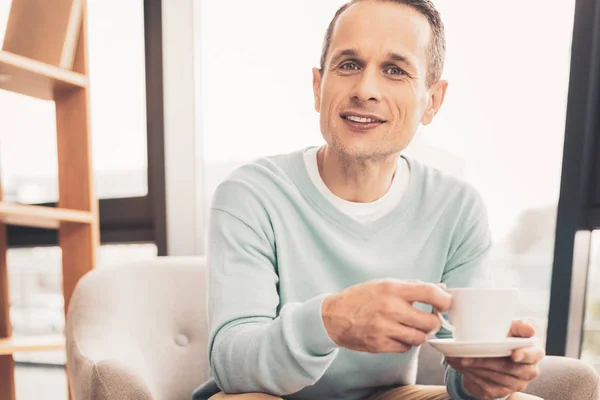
[438,188,508,400]
[206,206,339,396]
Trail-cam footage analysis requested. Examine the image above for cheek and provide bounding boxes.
[321,77,349,115]
[393,100,417,125]
[322,94,342,123]
[393,88,427,125]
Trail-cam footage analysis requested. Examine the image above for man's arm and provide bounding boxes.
[206,201,339,396]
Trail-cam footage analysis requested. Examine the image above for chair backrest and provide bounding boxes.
[67,256,210,400]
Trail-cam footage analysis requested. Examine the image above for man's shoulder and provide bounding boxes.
[412,158,486,215]
[217,150,299,188]
[210,149,304,212]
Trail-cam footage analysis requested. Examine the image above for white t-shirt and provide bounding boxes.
[303,147,410,223]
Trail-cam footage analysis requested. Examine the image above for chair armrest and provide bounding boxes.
[524,356,599,400]
[66,322,155,400]
[66,282,156,400]
[66,357,153,400]
[64,259,210,399]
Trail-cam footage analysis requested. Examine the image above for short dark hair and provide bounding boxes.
[319,0,446,87]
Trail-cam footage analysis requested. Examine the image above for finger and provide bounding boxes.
[464,372,514,400]
[367,337,412,354]
[446,362,471,377]
[468,367,529,392]
[447,357,486,370]
[462,358,540,381]
[385,321,430,347]
[398,281,452,312]
[445,357,461,368]
[512,346,545,364]
[446,359,467,373]
[461,375,489,400]
[520,317,540,331]
[392,301,441,333]
[462,357,512,371]
[510,319,536,338]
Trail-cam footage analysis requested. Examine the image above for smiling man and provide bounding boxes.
[192,1,544,400]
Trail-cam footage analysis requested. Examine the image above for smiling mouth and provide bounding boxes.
[342,115,385,123]
[340,114,387,130]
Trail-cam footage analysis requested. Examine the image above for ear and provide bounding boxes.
[421,79,448,126]
[312,67,322,113]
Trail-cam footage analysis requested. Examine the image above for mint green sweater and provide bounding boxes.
[193,149,492,400]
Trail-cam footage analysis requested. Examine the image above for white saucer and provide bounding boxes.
[427,337,536,358]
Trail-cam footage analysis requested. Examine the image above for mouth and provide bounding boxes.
[340,112,387,131]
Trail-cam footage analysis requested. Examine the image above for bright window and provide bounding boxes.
[0,0,148,203]
[197,0,577,348]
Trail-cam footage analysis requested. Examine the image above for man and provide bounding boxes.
[193,0,545,399]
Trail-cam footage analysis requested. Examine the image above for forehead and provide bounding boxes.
[330,1,431,67]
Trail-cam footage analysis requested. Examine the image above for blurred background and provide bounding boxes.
[1,0,599,398]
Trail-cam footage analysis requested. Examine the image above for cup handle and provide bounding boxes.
[437,312,455,333]
[428,311,455,339]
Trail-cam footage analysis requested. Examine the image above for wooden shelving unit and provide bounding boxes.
[0,336,65,356]
[0,203,94,229]
[0,0,98,399]
[0,50,87,100]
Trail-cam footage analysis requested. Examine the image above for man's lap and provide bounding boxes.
[365,385,450,400]
[365,386,541,400]
[208,385,543,400]
[209,385,449,399]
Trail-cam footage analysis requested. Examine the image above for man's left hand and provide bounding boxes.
[446,319,545,400]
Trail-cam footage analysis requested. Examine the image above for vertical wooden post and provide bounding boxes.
[0,182,15,400]
[55,0,97,320]
[54,2,98,398]
[55,80,99,312]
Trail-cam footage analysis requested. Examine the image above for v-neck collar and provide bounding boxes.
[288,147,421,240]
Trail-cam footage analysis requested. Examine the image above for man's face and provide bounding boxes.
[313,1,446,160]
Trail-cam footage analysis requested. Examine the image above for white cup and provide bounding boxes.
[446,288,518,342]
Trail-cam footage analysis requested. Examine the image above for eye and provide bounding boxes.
[340,62,360,71]
[385,66,405,76]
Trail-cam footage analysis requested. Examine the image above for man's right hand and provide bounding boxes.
[321,279,452,353]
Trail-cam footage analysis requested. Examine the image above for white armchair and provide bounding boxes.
[66,257,210,399]
[65,257,599,400]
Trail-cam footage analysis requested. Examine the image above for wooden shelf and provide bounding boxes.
[0,1,98,398]
[0,203,94,229]
[0,336,65,356]
[0,50,87,101]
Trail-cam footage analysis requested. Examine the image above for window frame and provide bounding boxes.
[547,0,600,357]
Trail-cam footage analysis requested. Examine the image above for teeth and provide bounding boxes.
[346,115,379,123]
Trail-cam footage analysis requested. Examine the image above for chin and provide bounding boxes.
[324,126,406,161]
[330,139,390,161]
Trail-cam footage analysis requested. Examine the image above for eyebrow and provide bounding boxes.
[330,49,361,66]
[329,48,417,72]
[386,52,417,72]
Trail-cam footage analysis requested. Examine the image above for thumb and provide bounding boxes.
[510,318,536,338]
[433,284,449,313]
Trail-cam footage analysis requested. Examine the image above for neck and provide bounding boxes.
[317,145,398,203]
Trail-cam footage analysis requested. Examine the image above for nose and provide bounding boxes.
[351,67,381,102]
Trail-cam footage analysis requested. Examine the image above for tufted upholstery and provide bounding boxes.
[65,257,600,400]
[66,257,210,400]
